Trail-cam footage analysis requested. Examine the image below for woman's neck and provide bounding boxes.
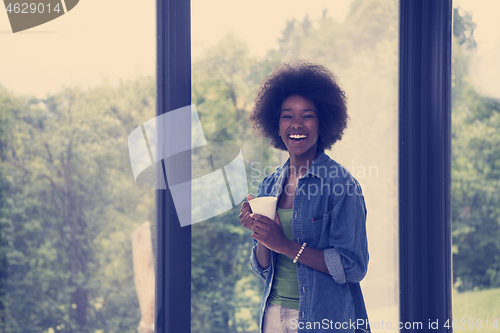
[288,150,320,178]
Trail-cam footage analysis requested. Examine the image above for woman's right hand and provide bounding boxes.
[239,194,255,230]
[240,194,272,268]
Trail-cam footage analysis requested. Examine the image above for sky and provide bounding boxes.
[455,0,500,98]
[0,0,499,98]
[0,0,350,98]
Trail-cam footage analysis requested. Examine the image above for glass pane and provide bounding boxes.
[0,2,156,332]
[452,0,500,330]
[191,0,399,331]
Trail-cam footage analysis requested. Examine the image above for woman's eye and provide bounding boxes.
[282,115,292,119]
[304,115,315,119]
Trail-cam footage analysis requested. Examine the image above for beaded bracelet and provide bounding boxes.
[293,242,307,264]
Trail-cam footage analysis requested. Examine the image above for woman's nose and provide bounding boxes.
[291,118,304,128]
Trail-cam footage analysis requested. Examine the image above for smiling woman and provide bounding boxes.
[240,61,370,333]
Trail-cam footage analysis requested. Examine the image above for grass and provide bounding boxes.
[453,288,500,332]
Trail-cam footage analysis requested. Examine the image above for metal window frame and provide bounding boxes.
[399,0,453,331]
[155,0,191,332]
[155,0,453,331]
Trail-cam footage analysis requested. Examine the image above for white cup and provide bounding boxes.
[249,196,278,221]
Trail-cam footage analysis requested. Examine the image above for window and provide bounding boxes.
[451,1,500,328]
[0,1,156,332]
[158,0,401,331]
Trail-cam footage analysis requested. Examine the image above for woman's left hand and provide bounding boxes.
[252,213,331,275]
[250,213,291,254]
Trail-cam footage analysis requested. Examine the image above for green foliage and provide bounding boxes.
[0,86,14,331]
[452,86,500,291]
[191,209,260,333]
[452,287,500,332]
[0,79,155,332]
[1,1,498,332]
[451,8,500,291]
[453,7,477,51]
[191,34,280,333]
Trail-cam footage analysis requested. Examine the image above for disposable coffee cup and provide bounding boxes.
[249,196,278,221]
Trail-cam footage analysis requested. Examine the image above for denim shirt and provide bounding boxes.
[250,151,370,333]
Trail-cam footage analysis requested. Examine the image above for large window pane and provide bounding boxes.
[191,0,399,331]
[452,1,500,329]
[0,2,156,332]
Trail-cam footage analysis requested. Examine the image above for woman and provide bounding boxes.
[239,61,370,333]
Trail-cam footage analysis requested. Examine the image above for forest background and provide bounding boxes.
[1,0,499,332]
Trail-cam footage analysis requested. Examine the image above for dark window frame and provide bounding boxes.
[399,1,453,331]
[155,0,453,331]
[155,0,191,332]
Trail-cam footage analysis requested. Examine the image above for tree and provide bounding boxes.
[191,34,280,333]
[451,7,500,291]
[0,79,156,332]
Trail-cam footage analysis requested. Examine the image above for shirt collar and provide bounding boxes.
[280,150,330,181]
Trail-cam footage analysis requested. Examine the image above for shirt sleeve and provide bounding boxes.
[250,239,271,280]
[323,178,369,284]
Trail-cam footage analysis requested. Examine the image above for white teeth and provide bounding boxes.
[289,134,307,139]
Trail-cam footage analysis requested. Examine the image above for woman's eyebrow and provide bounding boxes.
[280,108,316,112]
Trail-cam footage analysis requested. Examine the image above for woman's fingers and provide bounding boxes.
[253,216,281,234]
[240,195,260,231]
[241,216,254,230]
[249,213,274,224]
[252,219,268,232]
[251,214,277,236]
[239,200,250,211]
[238,207,250,220]
[251,218,287,253]
[240,207,251,219]
[239,200,255,230]
[244,219,256,230]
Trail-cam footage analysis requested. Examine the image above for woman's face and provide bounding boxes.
[278,95,319,159]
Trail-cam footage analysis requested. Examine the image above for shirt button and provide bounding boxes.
[269,282,272,287]
[294,213,298,218]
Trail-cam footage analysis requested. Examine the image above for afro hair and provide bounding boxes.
[250,60,348,151]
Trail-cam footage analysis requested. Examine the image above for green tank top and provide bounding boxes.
[268,208,300,310]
